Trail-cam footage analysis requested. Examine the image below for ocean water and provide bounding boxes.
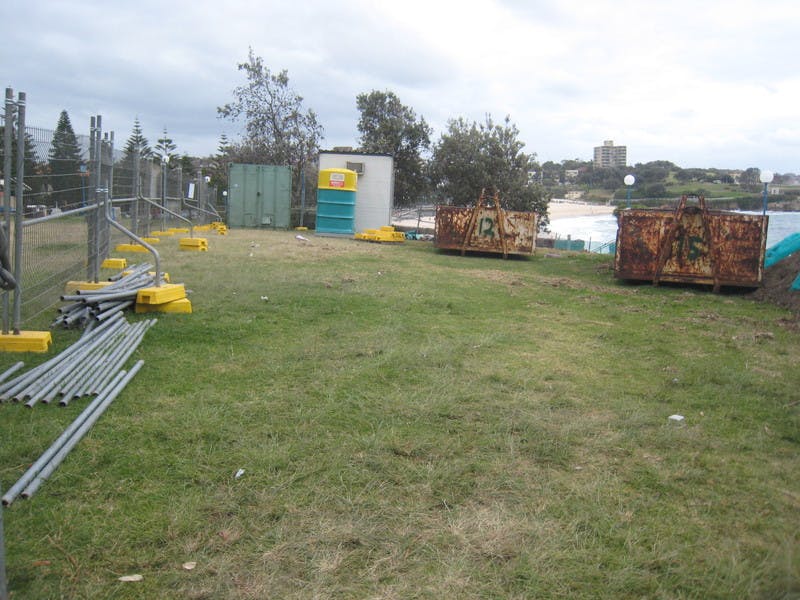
[548,211,800,253]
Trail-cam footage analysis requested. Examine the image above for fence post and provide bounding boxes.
[87,116,97,281]
[93,116,103,282]
[0,484,7,600]
[2,88,14,335]
[12,91,25,334]
[132,143,140,236]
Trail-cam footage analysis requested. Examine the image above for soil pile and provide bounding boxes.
[752,251,800,315]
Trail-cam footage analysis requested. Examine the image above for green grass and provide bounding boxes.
[1,230,799,599]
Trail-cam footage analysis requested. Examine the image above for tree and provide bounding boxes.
[153,127,179,165]
[48,110,85,209]
[739,167,761,191]
[217,48,323,204]
[355,90,432,206]
[113,117,152,198]
[122,117,152,161]
[429,114,549,227]
[205,133,232,203]
[0,125,42,203]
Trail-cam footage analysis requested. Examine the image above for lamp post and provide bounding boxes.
[624,174,635,209]
[759,170,773,215]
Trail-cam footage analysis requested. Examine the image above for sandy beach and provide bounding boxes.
[548,201,616,220]
[392,201,616,230]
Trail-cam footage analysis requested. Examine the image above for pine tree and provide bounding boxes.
[115,117,152,198]
[122,117,152,161]
[48,110,85,209]
[153,127,178,166]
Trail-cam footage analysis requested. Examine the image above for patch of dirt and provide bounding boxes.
[751,251,800,316]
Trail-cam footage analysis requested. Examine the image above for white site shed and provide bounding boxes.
[318,151,395,232]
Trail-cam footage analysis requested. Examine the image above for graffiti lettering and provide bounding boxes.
[478,217,495,238]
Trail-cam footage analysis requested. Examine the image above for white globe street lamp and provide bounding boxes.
[759,170,773,214]
[624,174,635,208]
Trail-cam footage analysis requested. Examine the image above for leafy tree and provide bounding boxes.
[429,114,549,227]
[355,90,432,206]
[48,110,85,209]
[739,167,761,191]
[217,48,323,204]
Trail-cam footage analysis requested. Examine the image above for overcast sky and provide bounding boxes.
[3,0,799,172]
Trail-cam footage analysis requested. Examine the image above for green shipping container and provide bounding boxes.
[227,164,291,228]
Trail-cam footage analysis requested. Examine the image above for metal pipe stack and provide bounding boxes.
[52,263,166,329]
[0,314,155,407]
[1,361,145,506]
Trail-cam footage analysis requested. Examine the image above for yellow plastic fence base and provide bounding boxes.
[0,331,52,353]
[354,226,406,243]
[115,243,149,253]
[210,222,228,235]
[64,281,114,293]
[135,297,192,314]
[169,227,190,234]
[179,237,208,251]
[101,258,128,269]
[140,237,160,244]
[136,283,186,305]
[194,224,213,232]
[150,230,174,237]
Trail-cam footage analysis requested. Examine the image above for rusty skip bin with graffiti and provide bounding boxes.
[434,190,538,258]
[614,195,768,291]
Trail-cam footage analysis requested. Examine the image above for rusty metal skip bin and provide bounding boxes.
[614,195,768,291]
[434,190,537,258]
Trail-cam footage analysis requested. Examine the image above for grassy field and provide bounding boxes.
[1,229,799,599]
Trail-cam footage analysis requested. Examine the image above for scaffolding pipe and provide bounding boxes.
[94,300,134,322]
[51,323,133,405]
[22,361,145,500]
[1,369,129,506]
[108,262,153,282]
[68,320,148,401]
[0,312,125,400]
[87,320,153,396]
[21,319,128,406]
[61,290,138,303]
[0,362,23,386]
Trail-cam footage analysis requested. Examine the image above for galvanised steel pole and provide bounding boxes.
[21,361,145,500]
[0,484,7,600]
[87,116,97,281]
[2,88,14,335]
[93,116,103,283]
[132,143,140,236]
[12,91,25,334]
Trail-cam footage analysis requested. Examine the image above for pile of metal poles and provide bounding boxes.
[0,312,155,407]
[1,360,145,505]
[53,263,164,329]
